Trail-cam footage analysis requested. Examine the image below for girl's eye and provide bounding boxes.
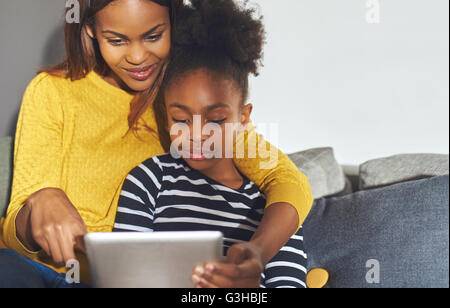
[172,118,189,124]
[209,118,227,125]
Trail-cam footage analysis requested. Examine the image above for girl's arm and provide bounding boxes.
[249,202,299,265]
[192,203,300,288]
[192,124,314,288]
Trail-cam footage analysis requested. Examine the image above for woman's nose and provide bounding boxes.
[126,42,148,65]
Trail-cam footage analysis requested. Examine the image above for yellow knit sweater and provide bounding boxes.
[1,71,313,283]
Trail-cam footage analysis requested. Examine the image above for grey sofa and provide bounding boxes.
[287,147,449,288]
[1,136,449,288]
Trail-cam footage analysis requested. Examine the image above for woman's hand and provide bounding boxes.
[191,242,264,288]
[15,188,87,265]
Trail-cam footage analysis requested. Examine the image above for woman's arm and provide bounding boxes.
[233,123,313,231]
[14,188,87,264]
[3,73,87,264]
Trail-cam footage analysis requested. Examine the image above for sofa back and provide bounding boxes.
[0,137,13,218]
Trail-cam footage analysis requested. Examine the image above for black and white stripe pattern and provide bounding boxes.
[114,154,307,288]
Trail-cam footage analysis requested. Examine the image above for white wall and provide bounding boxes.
[0,0,65,139]
[249,0,449,165]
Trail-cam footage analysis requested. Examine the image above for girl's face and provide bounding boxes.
[164,69,252,172]
[87,0,171,92]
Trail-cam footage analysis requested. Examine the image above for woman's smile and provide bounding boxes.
[90,0,171,92]
[123,64,157,81]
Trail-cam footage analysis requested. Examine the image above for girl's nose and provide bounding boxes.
[190,128,207,144]
[190,117,210,144]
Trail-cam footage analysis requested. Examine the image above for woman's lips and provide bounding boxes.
[124,65,156,81]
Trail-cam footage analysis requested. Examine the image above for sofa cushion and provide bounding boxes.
[0,137,13,218]
[288,147,347,200]
[303,175,449,288]
[359,154,449,190]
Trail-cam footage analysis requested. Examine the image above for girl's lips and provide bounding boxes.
[188,149,206,161]
[190,152,207,161]
[124,65,156,81]
[179,149,207,161]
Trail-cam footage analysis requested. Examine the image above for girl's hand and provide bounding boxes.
[191,242,264,288]
[16,188,88,265]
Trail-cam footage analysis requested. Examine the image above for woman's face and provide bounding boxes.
[88,0,171,92]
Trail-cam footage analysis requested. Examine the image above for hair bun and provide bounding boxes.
[173,0,265,76]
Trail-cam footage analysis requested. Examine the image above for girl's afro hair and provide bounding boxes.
[164,0,266,92]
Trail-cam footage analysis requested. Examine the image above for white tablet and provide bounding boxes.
[84,231,224,288]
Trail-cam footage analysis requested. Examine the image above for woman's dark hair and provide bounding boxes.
[40,0,183,132]
[154,0,266,151]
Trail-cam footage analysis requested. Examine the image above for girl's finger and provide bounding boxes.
[195,267,261,288]
[196,268,234,288]
[205,262,241,279]
[212,260,261,280]
[234,278,262,289]
[235,259,264,279]
[193,274,220,289]
[227,244,248,264]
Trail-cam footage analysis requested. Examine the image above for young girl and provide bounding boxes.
[0,0,312,287]
[114,0,307,288]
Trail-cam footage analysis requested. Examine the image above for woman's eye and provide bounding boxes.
[146,33,162,42]
[107,39,124,46]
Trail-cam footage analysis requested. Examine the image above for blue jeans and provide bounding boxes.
[0,249,89,288]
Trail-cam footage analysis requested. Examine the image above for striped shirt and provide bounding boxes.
[114,154,307,288]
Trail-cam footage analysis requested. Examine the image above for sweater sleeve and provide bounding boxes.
[233,123,313,230]
[2,73,64,259]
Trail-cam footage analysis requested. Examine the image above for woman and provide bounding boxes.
[0,0,313,287]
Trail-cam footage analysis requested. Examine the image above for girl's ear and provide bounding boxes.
[240,104,253,127]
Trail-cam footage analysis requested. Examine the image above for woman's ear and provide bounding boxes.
[240,104,253,127]
[85,24,96,40]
